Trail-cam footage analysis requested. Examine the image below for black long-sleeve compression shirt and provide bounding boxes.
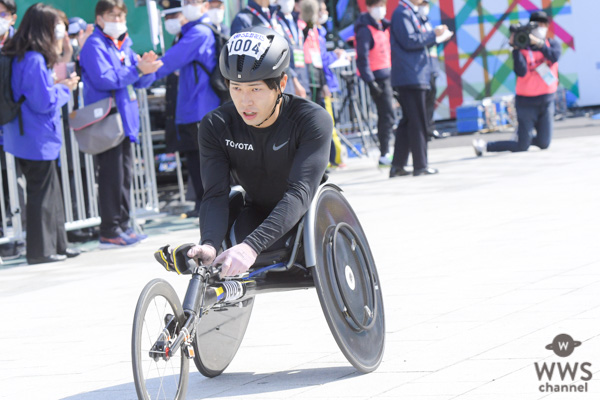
[198,94,333,254]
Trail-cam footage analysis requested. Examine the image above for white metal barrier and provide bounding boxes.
[131,88,161,222]
[0,86,161,262]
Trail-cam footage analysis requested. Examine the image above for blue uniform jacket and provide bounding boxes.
[355,13,391,83]
[230,0,278,35]
[390,1,436,89]
[154,20,219,125]
[3,51,70,161]
[79,27,156,142]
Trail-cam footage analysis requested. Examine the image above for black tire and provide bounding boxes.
[132,279,189,400]
[308,186,385,373]
[192,297,255,377]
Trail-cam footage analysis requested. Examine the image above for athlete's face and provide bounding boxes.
[229,76,288,128]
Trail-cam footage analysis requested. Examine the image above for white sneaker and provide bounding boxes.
[472,139,487,157]
[378,154,392,167]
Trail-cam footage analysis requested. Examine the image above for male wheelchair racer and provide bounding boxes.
[131,183,385,400]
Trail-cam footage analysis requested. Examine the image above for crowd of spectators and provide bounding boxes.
[0,0,561,265]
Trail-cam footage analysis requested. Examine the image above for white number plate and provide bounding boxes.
[227,32,269,60]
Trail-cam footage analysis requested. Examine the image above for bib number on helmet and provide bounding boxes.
[227,32,268,60]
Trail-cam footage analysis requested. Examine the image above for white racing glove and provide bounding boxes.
[186,244,217,265]
[214,243,258,278]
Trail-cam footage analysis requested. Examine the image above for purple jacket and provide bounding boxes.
[4,51,70,160]
[79,27,156,142]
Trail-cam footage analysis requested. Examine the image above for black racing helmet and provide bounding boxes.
[220,26,290,82]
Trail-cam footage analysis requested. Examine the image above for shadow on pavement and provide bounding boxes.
[60,366,358,400]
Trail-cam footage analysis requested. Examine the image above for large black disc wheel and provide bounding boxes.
[192,297,255,377]
[132,279,189,400]
[306,185,385,373]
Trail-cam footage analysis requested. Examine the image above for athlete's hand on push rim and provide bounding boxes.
[213,243,258,278]
[187,244,217,265]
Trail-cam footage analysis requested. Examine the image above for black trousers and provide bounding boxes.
[17,158,67,260]
[96,139,132,238]
[392,87,429,170]
[177,122,203,208]
[230,206,296,252]
[425,74,438,136]
[369,77,395,156]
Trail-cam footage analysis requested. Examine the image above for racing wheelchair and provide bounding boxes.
[131,183,385,400]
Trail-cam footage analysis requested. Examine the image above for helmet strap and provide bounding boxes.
[255,86,283,128]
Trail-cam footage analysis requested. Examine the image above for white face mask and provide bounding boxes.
[0,18,10,36]
[207,8,225,25]
[318,13,328,25]
[102,20,127,39]
[164,18,182,35]
[55,23,66,40]
[182,4,203,22]
[532,26,548,40]
[369,6,387,21]
[277,0,295,15]
[419,5,430,17]
[269,0,278,5]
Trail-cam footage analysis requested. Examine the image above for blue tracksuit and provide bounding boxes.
[3,51,70,161]
[154,20,220,125]
[390,0,436,89]
[79,27,156,142]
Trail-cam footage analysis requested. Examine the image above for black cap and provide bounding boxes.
[159,0,181,9]
[530,10,549,23]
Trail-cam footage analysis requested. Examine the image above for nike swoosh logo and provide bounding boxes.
[273,140,289,151]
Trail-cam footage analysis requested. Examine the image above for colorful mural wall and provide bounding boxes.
[427,0,578,118]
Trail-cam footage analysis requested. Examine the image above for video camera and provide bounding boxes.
[509,22,538,50]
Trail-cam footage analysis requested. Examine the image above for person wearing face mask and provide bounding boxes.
[79,0,163,248]
[206,0,229,35]
[2,3,82,264]
[389,0,448,177]
[316,0,342,97]
[0,0,16,48]
[473,11,561,156]
[355,0,394,167]
[154,0,221,220]
[299,0,327,105]
[276,0,308,98]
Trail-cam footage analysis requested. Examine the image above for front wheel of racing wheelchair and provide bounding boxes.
[131,183,385,400]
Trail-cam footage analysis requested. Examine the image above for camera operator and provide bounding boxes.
[473,11,561,156]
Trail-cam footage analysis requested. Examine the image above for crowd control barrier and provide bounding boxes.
[0,85,161,263]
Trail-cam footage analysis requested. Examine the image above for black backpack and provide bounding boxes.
[193,23,231,104]
[0,53,25,134]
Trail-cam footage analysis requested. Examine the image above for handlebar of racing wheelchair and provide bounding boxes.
[152,242,314,360]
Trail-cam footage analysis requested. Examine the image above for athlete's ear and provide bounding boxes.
[279,73,289,93]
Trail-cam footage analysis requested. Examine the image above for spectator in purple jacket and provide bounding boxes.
[2,3,81,264]
[79,0,162,248]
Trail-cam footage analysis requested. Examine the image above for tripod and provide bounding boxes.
[336,71,380,157]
